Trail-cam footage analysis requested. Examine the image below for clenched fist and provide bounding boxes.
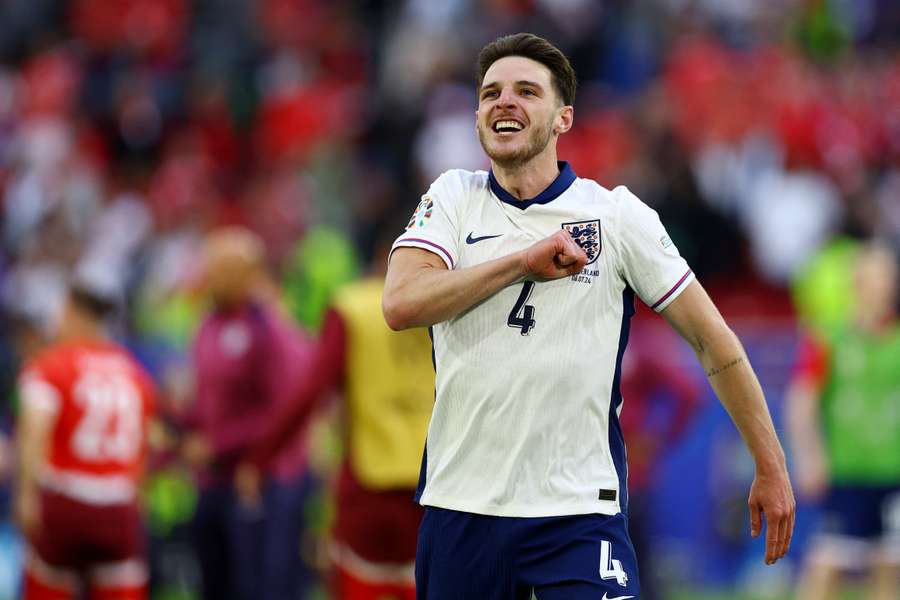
[523,229,588,281]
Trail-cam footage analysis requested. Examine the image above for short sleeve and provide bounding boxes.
[615,187,695,312]
[19,369,62,417]
[391,172,461,270]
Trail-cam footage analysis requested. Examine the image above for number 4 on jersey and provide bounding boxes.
[599,540,629,587]
[507,281,536,335]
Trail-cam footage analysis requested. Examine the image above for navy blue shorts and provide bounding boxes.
[415,506,640,600]
[821,484,900,540]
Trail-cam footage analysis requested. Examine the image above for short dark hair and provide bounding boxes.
[69,286,117,321]
[476,33,577,106]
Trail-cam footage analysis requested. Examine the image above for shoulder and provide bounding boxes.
[22,343,74,380]
[606,184,647,210]
[603,184,663,229]
[819,324,856,350]
[570,177,630,209]
[567,180,655,229]
[429,169,490,201]
[258,304,311,346]
[113,343,154,381]
[82,341,149,377]
[104,344,157,397]
[573,176,613,197]
[195,312,219,337]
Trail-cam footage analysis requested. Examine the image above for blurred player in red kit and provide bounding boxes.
[15,272,156,600]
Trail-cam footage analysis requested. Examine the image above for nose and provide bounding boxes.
[497,86,516,107]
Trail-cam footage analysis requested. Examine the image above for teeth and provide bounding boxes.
[494,120,523,132]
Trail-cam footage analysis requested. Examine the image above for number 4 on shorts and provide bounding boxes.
[599,540,629,587]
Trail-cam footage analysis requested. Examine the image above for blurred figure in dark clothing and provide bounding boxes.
[181,226,318,600]
[244,223,433,600]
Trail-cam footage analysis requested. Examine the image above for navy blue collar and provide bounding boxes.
[488,161,577,210]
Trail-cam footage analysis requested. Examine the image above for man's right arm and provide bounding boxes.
[383,230,588,330]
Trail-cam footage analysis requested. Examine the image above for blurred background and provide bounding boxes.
[0,0,898,599]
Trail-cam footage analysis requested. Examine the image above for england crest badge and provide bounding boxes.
[562,219,601,265]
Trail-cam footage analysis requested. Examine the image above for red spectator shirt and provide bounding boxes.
[19,339,155,505]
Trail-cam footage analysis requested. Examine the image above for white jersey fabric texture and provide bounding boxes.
[391,162,694,518]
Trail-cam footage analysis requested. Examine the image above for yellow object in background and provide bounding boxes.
[791,237,860,336]
[333,277,434,490]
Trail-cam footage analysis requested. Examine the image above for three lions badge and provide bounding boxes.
[562,220,601,265]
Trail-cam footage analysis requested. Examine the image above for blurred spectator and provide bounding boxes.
[15,270,156,600]
[786,242,900,600]
[281,226,360,332]
[413,82,489,182]
[791,236,860,335]
[740,158,843,284]
[181,226,318,600]
[247,221,434,599]
[0,0,898,596]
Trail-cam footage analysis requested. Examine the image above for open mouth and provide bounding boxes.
[492,119,524,135]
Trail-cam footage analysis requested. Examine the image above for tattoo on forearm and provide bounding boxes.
[706,357,745,377]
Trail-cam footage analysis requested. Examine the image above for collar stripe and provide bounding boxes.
[488,161,577,210]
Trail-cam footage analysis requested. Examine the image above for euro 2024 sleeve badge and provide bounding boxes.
[406,196,434,230]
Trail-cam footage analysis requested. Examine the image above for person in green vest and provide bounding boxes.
[786,241,900,600]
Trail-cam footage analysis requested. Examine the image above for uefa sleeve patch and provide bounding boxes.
[406,196,435,229]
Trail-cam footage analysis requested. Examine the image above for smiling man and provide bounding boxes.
[383,33,795,600]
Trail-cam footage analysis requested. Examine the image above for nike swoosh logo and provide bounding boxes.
[466,232,503,244]
[601,594,634,600]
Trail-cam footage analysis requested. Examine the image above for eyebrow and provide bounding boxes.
[480,80,545,93]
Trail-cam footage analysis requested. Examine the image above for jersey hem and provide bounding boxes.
[39,466,137,505]
[418,495,620,518]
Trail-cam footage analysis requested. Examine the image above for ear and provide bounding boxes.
[554,105,574,135]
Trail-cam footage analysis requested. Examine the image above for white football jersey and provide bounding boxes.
[392,162,694,517]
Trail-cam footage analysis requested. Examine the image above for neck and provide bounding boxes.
[213,296,254,313]
[58,315,104,343]
[491,149,560,200]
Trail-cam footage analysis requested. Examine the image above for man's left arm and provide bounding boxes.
[660,280,795,565]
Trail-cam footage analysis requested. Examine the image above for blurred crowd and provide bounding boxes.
[0,0,899,598]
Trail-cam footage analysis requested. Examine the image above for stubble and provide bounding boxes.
[477,116,554,170]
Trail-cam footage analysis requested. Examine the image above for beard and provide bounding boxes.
[477,116,554,170]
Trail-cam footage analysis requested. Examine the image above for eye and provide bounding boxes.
[482,90,498,100]
[521,88,536,96]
